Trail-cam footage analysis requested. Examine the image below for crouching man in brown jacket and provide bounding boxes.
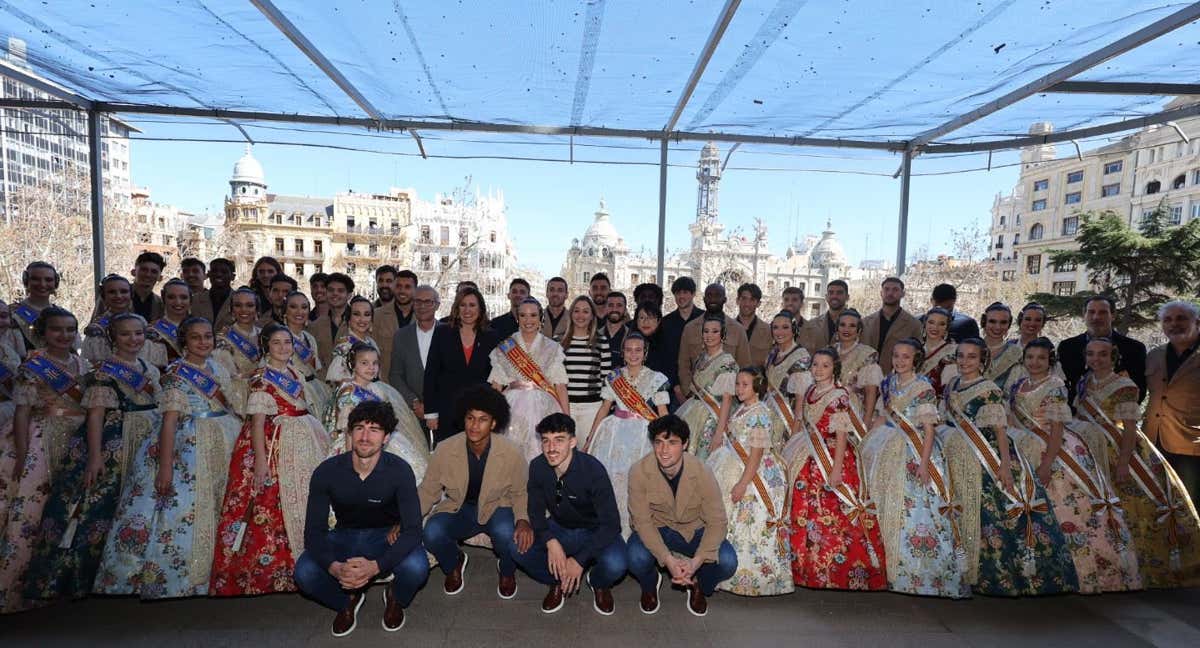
[626,414,738,617]
[418,384,534,600]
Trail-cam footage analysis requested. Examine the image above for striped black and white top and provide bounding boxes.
[563,335,612,404]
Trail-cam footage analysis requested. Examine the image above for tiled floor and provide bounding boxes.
[2,547,1197,647]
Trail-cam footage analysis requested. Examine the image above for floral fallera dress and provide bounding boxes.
[588,367,669,536]
[325,334,378,386]
[24,360,162,601]
[785,384,887,590]
[94,358,241,599]
[940,376,1079,596]
[488,333,568,461]
[920,340,957,398]
[0,352,87,612]
[290,329,331,417]
[707,400,793,596]
[834,342,883,415]
[984,341,1023,389]
[862,374,970,598]
[676,352,738,460]
[212,324,261,420]
[1074,373,1200,588]
[324,380,429,481]
[1009,376,1141,593]
[209,367,327,596]
[764,343,810,450]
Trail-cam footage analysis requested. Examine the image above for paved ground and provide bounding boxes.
[2,547,1198,647]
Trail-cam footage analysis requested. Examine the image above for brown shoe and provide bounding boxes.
[331,591,364,637]
[381,587,406,632]
[592,586,614,616]
[541,585,565,614]
[686,585,708,617]
[639,571,662,615]
[444,551,468,595]
[497,563,517,600]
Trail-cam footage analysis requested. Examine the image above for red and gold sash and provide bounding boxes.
[607,371,659,421]
[1080,395,1185,562]
[498,337,557,397]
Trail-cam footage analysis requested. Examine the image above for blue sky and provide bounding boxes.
[128,119,1021,276]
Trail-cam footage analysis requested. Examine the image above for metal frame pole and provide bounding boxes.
[657,138,668,285]
[895,149,912,275]
[88,109,105,288]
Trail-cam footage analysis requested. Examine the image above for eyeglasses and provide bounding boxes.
[413,298,437,305]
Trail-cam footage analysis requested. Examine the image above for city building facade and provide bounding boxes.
[990,97,1200,294]
[562,142,852,318]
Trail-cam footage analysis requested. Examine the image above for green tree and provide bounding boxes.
[1028,202,1200,333]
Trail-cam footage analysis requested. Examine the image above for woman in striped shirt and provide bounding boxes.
[562,295,611,448]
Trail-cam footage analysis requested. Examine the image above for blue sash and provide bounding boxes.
[351,383,380,403]
[153,319,179,344]
[173,362,220,399]
[100,359,150,393]
[0,362,12,384]
[13,302,37,326]
[224,328,259,361]
[263,368,304,400]
[292,336,314,364]
[24,354,81,400]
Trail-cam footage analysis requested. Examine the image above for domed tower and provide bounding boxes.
[696,141,721,224]
[229,144,267,204]
[810,220,848,270]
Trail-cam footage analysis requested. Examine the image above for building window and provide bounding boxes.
[1064,192,1081,205]
[419,225,432,244]
[1192,203,1200,221]
[1193,169,1200,186]
[1002,270,1015,281]
[1170,205,1183,225]
[420,254,432,271]
[999,215,1006,226]
[631,273,639,285]
[391,219,401,235]
[314,240,323,254]
[1052,281,1076,296]
[346,242,357,254]
[314,263,323,274]
[1014,233,1020,245]
[275,237,285,253]
[1029,223,1044,241]
[1173,175,1186,190]
[346,215,355,229]
[1061,216,1079,236]
[490,230,497,243]
[810,303,820,317]
[369,244,379,257]
[1066,170,1083,184]
[1101,183,1120,197]
[1052,259,1077,272]
[582,271,589,284]
[459,227,469,246]
[1146,180,1161,195]
[1033,179,1049,192]
[346,262,356,274]
[1032,199,1047,212]
[995,235,1004,249]
[440,226,450,246]
[295,263,305,277]
[390,244,399,256]
[814,282,822,294]
[1027,254,1042,275]
[294,238,304,252]
[440,255,450,269]
[1104,160,1123,174]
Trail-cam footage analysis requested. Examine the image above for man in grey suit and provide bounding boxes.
[388,284,441,448]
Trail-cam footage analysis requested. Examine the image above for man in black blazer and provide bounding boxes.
[423,288,501,445]
[924,283,979,343]
[1057,295,1147,409]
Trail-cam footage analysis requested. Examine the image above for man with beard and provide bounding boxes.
[294,400,429,636]
[541,277,570,342]
[1145,300,1200,500]
[780,285,806,327]
[180,257,207,294]
[589,273,611,323]
[308,272,330,323]
[601,291,630,367]
[191,258,235,333]
[735,283,772,366]
[310,272,354,370]
[799,279,849,354]
[513,413,625,615]
[373,266,417,379]
[676,284,751,396]
[258,273,296,326]
[861,276,923,374]
[490,278,531,340]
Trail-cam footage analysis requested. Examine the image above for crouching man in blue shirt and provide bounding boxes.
[294,400,429,637]
[514,412,627,616]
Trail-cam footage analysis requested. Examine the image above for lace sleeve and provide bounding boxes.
[914,402,940,427]
[651,382,671,406]
[486,349,511,385]
[710,370,737,396]
[245,389,278,416]
[787,371,812,397]
[828,410,854,436]
[1114,401,1141,420]
[544,345,568,385]
[857,362,883,388]
[159,387,191,414]
[976,403,1008,429]
[80,383,120,410]
[599,376,616,402]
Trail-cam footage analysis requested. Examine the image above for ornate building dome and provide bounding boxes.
[580,198,622,257]
[810,220,847,268]
[231,145,265,186]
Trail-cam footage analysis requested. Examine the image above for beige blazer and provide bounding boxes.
[627,452,728,566]
[740,315,773,367]
[798,311,840,355]
[1144,343,1200,456]
[861,307,923,374]
[306,310,349,377]
[677,314,751,396]
[372,300,404,380]
[540,307,570,342]
[190,288,234,333]
[417,432,530,524]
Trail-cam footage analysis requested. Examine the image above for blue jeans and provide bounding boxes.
[293,528,429,611]
[627,527,738,596]
[423,503,517,576]
[512,520,627,588]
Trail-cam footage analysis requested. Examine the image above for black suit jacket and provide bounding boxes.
[1057,331,1147,408]
[423,325,501,443]
[948,312,980,343]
